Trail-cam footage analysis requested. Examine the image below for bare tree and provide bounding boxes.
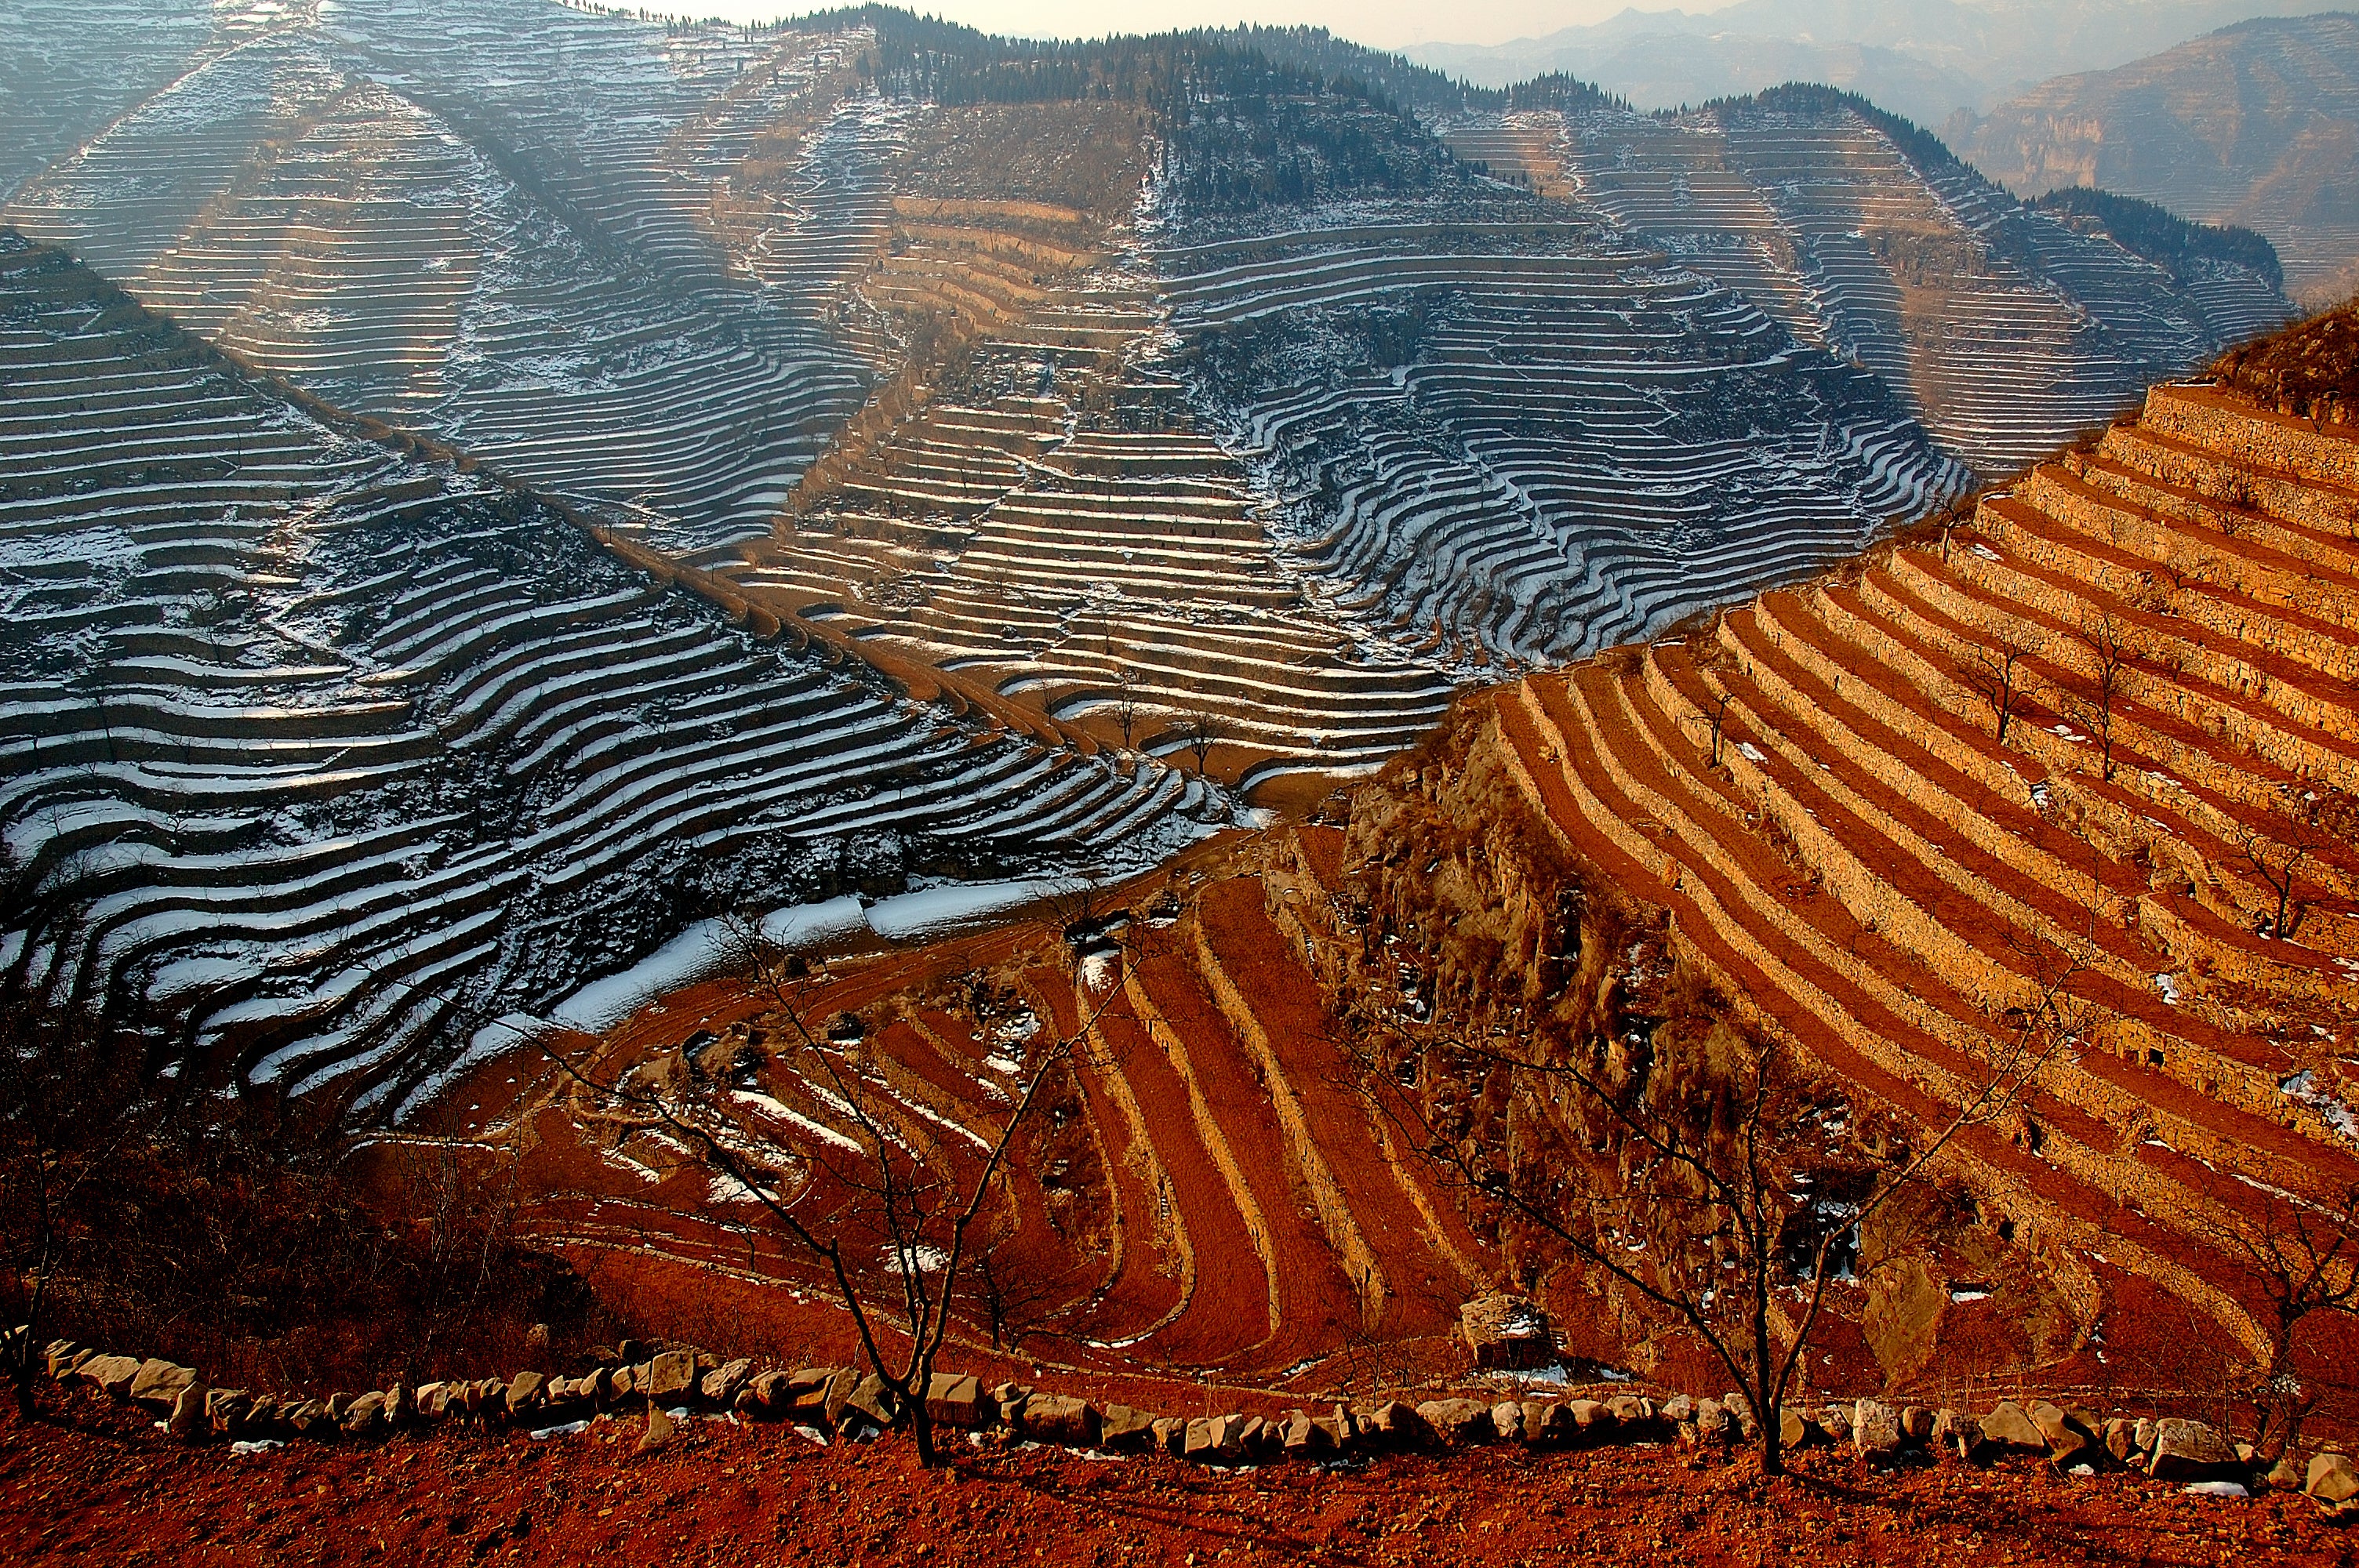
[1110,666,1140,750]
[1698,691,1732,768]
[2237,819,2314,940]
[1344,920,2090,1475]
[2197,1181,2359,1468]
[1182,709,1220,775]
[1958,629,2041,747]
[539,914,1121,1465]
[2226,787,2321,933]
[2056,608,2139,782]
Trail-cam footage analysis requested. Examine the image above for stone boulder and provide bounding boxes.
[1150,1417,1187,1456]
[76,1348,141,1396]
[1017,1394,1100,1446]
[2103,1417,2136,1463]
[341,1392,388,1438]
[1931,1408,1981,1461]
[206,1390,254,1436]
[1490,1402,1526,1443]
[1184,1414,1248,1463]
[77,1354,142,1399]
[1605,1395,1652,1428]
[1779,1407,1812,1452]
[1694,1398,1730,1446]
[645,1350,697,1406]
[1241,1417,1281,1461]
[1100,1404,1157,1451]
[2148,1419,2242,1483]
[1524,1401,1578,1447]
[1281,1410,1333,1455]
[505,1372,546,1419]
[1459,1293,1555,1371]
[1354,1400,1430,1449]
[924,1373,987,1430]
[1852,1399,1903,1457]
[839,1374,895,1432]
[1980,1401,2048,1453]
[781,1367,836,1421]
[2030,1401,2094,1468]
[1568,1399,1611,1439]
[700,1359,752,1409]
[1416,1399,1494,1445]
[2305,1453,2357,1511]
[168,1384,210,1443]
[129,1358,200,1413]
[637,1404,674,1454]
[743,1370,791,1419]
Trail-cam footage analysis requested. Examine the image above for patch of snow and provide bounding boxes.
[550,918,742,1033]
[230,1439,283,1457]
[863,877,1084,944]
[2154,972,2182,1006]
[2183,1482,2249,1499]
[756,895,868,950]
[2281,1070,2359,1141]
[732,1090,860,1154]
[1736,741,1767,763]
[528,1419,591,1440]
[1949,1288,1991,1304]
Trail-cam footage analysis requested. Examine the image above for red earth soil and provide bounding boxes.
[5,1391,2350,1568]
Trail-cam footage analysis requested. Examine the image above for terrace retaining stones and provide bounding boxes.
[1982,1402,2048,1453]
[1418,1399,1492,1445]
[2149,1420,2241,1483]
[78,1354,141,1399]
[130,1359,198,1412]
[1852,1400,1902,1457]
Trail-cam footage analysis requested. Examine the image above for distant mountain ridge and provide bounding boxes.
[1406,0,2334,129]
[1949,12,2359,306]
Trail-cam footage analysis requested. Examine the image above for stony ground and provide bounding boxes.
[5,1393,2351,1566]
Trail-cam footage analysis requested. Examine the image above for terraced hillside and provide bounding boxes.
[0,234,1216,1116]
[711,109,1467,797]
[5,6,2298,797]
[453,346,2359,1411]
[1953,13,2359,308]
[1448,88,2295,477]
[1443,370,2359,1396]
[2,0,889,553]
[456,830,1492,1389]
[1169,209,1961,670]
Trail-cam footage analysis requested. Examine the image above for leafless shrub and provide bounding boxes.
[538,912,1125,1465]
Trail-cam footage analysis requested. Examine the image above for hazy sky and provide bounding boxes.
[682,0,1730,49]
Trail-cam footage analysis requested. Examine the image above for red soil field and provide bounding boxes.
[5,1390,2350,1568]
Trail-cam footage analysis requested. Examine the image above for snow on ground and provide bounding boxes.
[545,876,1097,1036]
